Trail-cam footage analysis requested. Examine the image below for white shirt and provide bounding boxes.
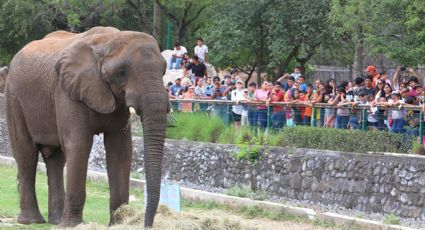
[231,89,245,115]
[194,45,208,61]
[172,46,187,57]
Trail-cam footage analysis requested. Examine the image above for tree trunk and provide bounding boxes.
[153,1,161,40]
[353,26,364,79]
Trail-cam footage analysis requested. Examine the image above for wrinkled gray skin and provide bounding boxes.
[5,27,168,227]
[0,66,8,93]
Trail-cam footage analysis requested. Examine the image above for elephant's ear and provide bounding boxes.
[55,39,116,114]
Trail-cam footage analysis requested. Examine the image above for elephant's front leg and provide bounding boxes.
[60,135,93,227]
[104,127,133,225]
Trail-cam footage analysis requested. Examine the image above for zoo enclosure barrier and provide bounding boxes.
[170,98,424,148]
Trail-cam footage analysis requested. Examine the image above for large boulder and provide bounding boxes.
[161,50,217,86]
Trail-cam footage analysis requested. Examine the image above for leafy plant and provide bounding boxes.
[383,213,400,225]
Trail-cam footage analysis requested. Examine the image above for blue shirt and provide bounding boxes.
[170,84,184,96]
[300,82,307,92]
[205,84,214,96]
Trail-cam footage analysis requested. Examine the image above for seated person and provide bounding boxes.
[168,42,187,70]
[184,55,208,79]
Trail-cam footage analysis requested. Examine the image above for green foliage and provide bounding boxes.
[281,126,413,153]
[225,184,267,200]
[383,213,401,225]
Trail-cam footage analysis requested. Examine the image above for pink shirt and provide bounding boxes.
[255,89,269,110]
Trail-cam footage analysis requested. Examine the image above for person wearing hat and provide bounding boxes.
[231,80,246,128]
[364,65,380,87]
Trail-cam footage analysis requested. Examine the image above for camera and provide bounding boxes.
[400,66,406,71]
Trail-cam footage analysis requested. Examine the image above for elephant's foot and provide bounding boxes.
[17,211,45,224]
[48,213,62,225]
[59,217,83,227]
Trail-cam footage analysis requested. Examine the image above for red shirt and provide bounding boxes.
[270,89,285,112]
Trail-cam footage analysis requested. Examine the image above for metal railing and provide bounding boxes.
[170,98,424,148]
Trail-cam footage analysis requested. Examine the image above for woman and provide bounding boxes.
[374,79,385,101]
[330,87,350,129]
[324,79,336,128]
[288,89,303,125]
[383,83,393,100]
[181,86,195,112]
[255,81,270,128]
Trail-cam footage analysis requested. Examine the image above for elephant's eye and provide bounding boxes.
[118,69,126,78]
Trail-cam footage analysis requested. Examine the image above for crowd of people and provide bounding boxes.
[165,39,424,135]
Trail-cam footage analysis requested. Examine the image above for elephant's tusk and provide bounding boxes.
[129,107,137,115]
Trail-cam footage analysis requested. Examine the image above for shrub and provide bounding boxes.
[383,213,400,225]
[280,126,413,154]
[167,113,416,154]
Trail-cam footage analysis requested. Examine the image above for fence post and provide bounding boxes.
[226,103,231,127]
[361,109,367,131]
[420,111,424,149]
[311,106,317,127]
[267,105,271,130]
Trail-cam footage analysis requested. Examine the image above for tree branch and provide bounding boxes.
[154,0,177,22]
[277,45,300,78]
[183,4,207,28]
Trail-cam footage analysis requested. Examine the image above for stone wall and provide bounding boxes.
[1,94,425,220]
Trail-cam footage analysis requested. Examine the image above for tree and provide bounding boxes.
[204,0,331,83]
[154,0,211,44]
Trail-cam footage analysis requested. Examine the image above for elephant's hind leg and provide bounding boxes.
[6,95,45,224]
[41,147,65,224]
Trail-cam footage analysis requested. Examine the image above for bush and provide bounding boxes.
[167,113,415,154]
[280,126,413,154]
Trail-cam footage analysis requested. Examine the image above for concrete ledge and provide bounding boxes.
[318,212,418,230]
[0,156,420,230]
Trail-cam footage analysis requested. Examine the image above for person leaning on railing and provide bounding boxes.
[211,76,230,125]
[266,81,286,129]
[245,82,258,127]
[255,81,270,128]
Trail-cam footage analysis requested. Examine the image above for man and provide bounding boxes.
[266,81,286,129]
[184,55,208,79]
[194,37,208,63]
[169,78,184,112]
[298,75,307,92]
[231,80,246,128]
[168,42,187,70]
[245,82,258,127]
[211,76,229,125]
[360,75,376,97]
[364,65,380,87]
[284,76,295,101]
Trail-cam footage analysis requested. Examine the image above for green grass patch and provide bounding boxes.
[383,213,401,225]
[160,112,415,154]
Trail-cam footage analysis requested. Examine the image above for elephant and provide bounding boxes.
[0,66,8,93]
[5,26,169,227]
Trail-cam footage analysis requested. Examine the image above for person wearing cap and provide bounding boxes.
[231,80,246,128]
[168,42,187,70]
[364,65,380,87]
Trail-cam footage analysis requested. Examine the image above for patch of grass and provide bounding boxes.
[0,164,144,229]
[225,185,267,201]
[383,213,400,225]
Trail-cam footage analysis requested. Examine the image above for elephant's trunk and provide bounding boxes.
[139,92,168,228]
